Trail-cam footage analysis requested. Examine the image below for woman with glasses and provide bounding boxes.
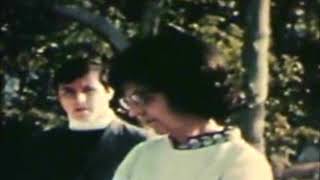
[109,27,273,180]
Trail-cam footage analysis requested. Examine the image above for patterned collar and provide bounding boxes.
[169,126,233,150]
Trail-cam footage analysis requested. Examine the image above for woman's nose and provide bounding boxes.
[75,93,87,104]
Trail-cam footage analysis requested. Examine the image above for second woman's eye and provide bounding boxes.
[59,87,76,97]
[83,86,96,93]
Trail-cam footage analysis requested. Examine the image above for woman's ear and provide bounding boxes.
[104,85,115,99]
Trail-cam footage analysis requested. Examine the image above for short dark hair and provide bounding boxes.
[53,58,108,90]
[109,27,232,120]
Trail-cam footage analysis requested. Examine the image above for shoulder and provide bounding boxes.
[129,135,168,153]
[108,120,152,141]
[29,126,69,146]
[24,126,69,159]
[216,128,273,179]
[216,127,266,161]
[225,139,269,166]
[220,142,273,179]
[223,128,265,158]
[34,125,68,138]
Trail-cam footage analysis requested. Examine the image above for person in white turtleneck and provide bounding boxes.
[57,66,116,131]
[23,58,149,180]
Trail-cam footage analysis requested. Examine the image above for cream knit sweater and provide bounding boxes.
[113,128,273,180]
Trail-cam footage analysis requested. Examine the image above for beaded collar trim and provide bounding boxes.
[169,127,233,150]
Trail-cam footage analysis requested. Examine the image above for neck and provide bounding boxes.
[68,109,116,131]
[170,117,223,143]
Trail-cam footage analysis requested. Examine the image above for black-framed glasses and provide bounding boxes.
[118,90,154,111]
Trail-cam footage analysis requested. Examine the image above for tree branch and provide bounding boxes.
[52,5,130,52]
[278,162,320,179]
[140,0,164,36]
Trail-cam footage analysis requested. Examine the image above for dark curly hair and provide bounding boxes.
[53,58,108,91]
[109,27,232,121]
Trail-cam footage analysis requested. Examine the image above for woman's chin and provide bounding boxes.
[148,121,168,135]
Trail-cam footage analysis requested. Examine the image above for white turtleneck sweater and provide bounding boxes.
[113,128,273,180]
[68,109,116,131]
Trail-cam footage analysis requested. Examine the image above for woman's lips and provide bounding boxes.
[75,107,89,112]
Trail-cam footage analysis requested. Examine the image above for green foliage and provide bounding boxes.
[1,0,319,173]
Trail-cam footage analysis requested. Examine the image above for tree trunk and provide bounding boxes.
[240,0,271,153]
[277,162,320,179]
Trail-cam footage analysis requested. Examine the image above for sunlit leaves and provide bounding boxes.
[1,0,319,168]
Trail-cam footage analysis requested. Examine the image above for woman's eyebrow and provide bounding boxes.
[60,86,75,93]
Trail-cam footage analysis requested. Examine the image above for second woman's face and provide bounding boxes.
[58,71,112,122]
[120,83,182,134]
